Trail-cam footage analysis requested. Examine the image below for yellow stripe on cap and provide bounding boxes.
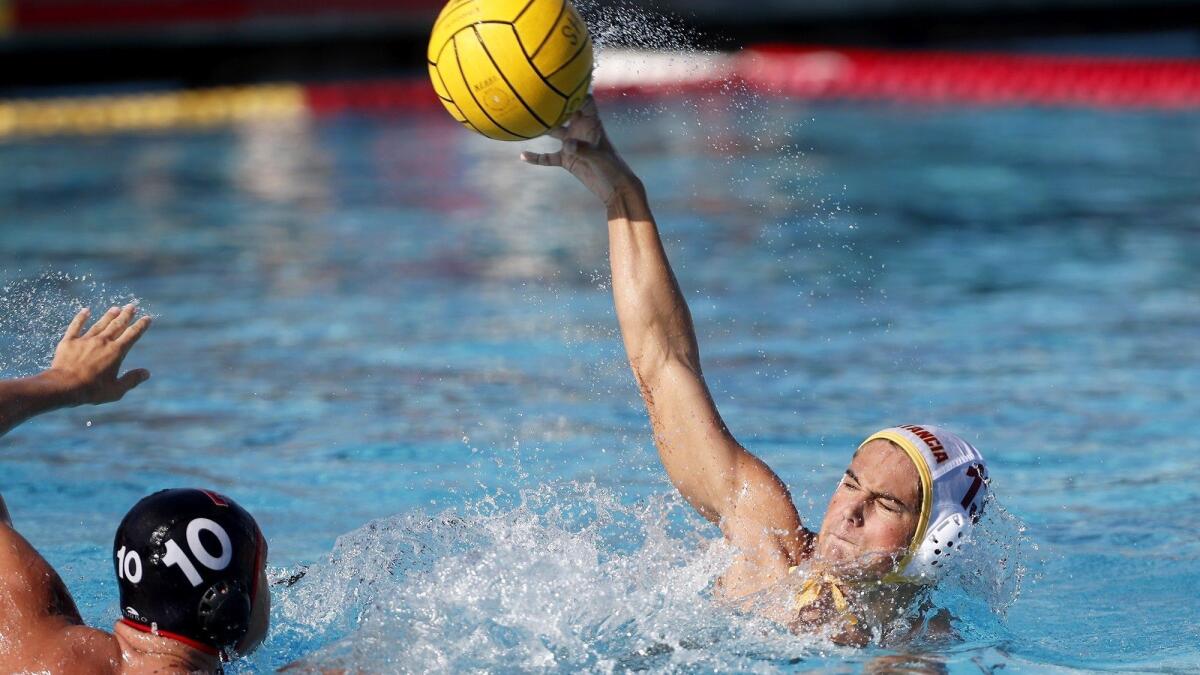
[859,429,933,580]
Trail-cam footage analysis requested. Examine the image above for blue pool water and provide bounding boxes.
[1,97,1198,672]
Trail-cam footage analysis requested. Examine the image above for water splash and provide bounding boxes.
[253,482,1033,672]
[0,270,145,377]
[576,0,706,53]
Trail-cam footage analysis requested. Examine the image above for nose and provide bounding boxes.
[842,492,867,528]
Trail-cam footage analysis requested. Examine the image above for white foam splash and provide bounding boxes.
[256,482,1032,671]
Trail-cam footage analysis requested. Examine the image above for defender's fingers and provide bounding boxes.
[520,151,562,167]
[63,308,90,341]
[101,304,136,339]
[580,94,598,116]
[116,315,151,349]
[85,306,121,337]
[547,126,568,140]
[117,368,150,394]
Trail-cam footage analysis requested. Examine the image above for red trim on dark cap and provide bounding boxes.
[199,490,229,507]
[119,618,220,655]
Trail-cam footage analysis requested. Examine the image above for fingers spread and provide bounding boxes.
[63,308,90,341]
[116,315,152,350]
[86,306,121,337]
[101,305,136,339]
[520,151,562,167]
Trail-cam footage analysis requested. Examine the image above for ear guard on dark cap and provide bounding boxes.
[198,579,253,647]
[113,488,265,654]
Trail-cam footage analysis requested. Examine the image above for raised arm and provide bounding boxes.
[0,305,151,657]
[1,305,150,437]
[1,305,151,519]
[522,99,809,565]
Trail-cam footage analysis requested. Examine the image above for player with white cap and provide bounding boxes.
[523,97,991,643]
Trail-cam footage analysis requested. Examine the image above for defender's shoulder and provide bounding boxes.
[1,521,86,639]
[0,618,121,674]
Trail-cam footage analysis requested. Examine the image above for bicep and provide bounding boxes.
[638,356,808,545]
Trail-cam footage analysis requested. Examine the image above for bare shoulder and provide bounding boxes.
[0,521,84,624]
[0,521,101,673]
[716,468,814,601]
[0,623,122,674]
[0,563,119,673]
[724,453,813,561]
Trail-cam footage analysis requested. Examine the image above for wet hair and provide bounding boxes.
[113,489,266,653]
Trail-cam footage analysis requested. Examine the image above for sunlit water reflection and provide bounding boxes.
[1,97,1198,671]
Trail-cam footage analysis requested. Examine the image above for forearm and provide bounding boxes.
[0,371,77,438]
[606,182,701,381]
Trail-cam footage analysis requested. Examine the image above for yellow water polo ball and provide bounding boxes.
[427,0,594,141]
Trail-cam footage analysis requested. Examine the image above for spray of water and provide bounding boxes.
[0,270,146,377]
[256,480,1034,671]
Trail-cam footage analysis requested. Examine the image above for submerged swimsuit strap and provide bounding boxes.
[859,430,934,576]
[791,569,859,626]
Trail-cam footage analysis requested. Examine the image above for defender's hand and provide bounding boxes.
[519,96,641,207]
[47,305,151,406]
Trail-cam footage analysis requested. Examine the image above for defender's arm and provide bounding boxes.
[0,305,150,438]
[1,305,150,524]
[0,306,151,670]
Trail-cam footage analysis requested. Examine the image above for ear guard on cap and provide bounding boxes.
[904,511,970,580]
[863,425,989,584]
[197,580,253,648]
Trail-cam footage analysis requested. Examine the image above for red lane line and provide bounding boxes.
[739,46,1200,108]
[301,47,1200,115]
[15,1,251,28]
[305,79,445,116]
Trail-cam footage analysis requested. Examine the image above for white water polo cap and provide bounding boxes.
[861,425,989,582]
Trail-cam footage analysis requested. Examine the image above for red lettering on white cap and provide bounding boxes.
[900,425,949,463]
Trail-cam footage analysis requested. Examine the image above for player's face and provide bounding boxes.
[814,439,922,574]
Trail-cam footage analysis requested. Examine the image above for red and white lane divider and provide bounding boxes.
[2,47,1197,138]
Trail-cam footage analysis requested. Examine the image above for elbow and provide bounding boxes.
[629,346,700,402]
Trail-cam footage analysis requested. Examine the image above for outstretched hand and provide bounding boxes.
[48,305,151,406]
[520,95,641,207]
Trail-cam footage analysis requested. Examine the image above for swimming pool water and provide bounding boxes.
[1,97,1198,672]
